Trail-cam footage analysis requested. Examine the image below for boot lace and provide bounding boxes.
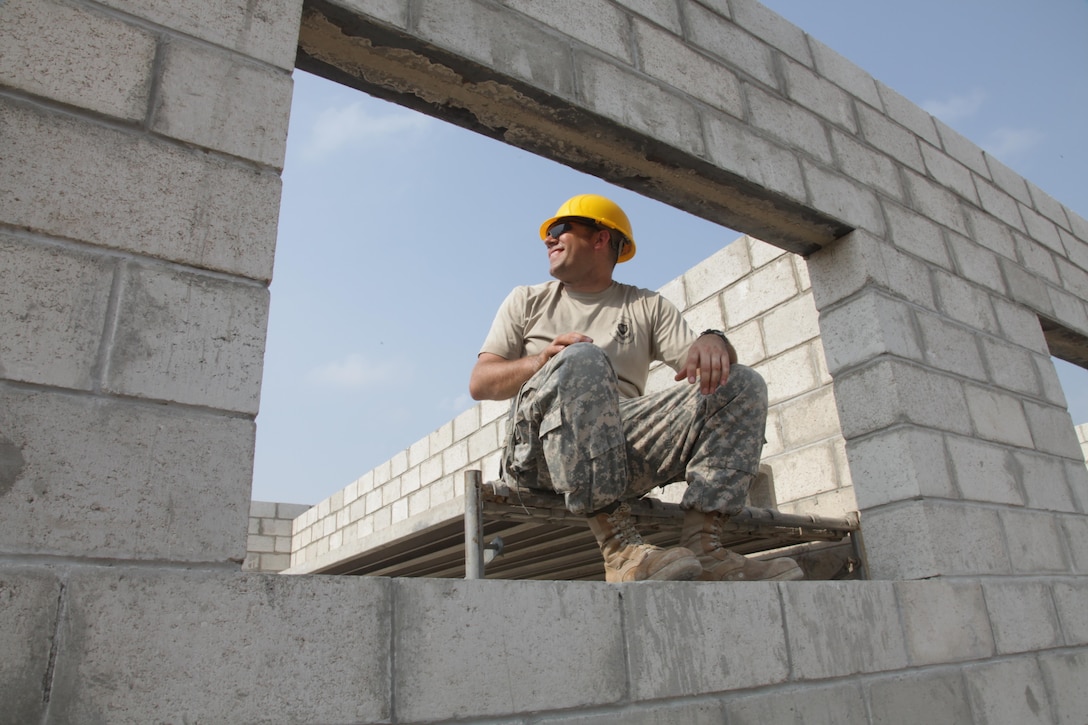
[607,503,645,546]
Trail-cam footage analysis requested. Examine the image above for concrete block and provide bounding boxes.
[983,580,1063,654]
[96,0,304,69]
[729,0,811,65]
[896,580,993,665]
[776,385,840,448]
[1061,514,1088,573]
[975,178,1026,232]
[933,269,1000,335]
[0,0,155,121]
[808,230,936,312]
[991,299,1049,357]
[686,3,777,88]
[1000,508,1071,574]
[0,103,281,281]
[0,387,251,562]
[920,141,980,204]
[1020,205,1065,255]
[633,19,744,116]
[613,0,683,34]
[948,233,1006,294]
[819,290,922,374]
[622,582,788,699]
[1002,258,1055,316]
[856,103,925,172]
[1017,451,1077,512]
[1056,256,1088,299]
[0,568,61,725]
[1022,400,1084,458]
[978,336,1042,397]
[903,170,970,236]
[579,55,704,157]
[1026,180,1071,230]
[867,670,974,725]
[765,443,838,501]
[807,38,881,107]
[153,41,293,168]
[875,81,940,147]
[1052,579,1088,644]
[751,236,788,267]
[964,657,1053,725]
[1038,650,1088,724]
[985,154,1033,207]
[884,201,952,269]
[1018,237,1061,284]
[756,345,819,406]
[785,60,856,132]
[536,701,724,724]
[722,254,799,327]
[805,161,887,235]
[963,384,1033,448]
[724,681,867,725]
[0,235,114,391]
[965,204,1017,260]
[701,114,808,204]
[761,292,818,356]
[746,85,832,164]
[392,579,624,722]
[105,264,267,414]
[467,423,499,463]
[834,359,972,439]
[504,0,632,63]
[829,129,903,203]
[51,569,391,723]
[683,239,751,306]
[916,312,986,382]
[847,427,956,510]
[782,581,907,679]
[933,119,988,177]
[947,436,1024,505]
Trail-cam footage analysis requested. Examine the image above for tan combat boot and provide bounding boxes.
[680,509,804,581]
[587,503,703,583]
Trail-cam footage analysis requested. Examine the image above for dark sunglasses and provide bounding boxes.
[546,218,598,239]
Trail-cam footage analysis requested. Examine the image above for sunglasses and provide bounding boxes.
[546,218,598,239]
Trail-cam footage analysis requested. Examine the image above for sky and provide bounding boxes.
[252,0,1088,505]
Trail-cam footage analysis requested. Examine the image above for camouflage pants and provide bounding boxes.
[502,342,768,516]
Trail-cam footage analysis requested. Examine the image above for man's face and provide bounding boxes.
[544,219,604,281]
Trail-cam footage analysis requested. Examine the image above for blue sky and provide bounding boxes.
[252,0,1088,505]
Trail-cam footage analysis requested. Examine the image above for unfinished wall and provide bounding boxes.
[290,233,851,572]
[2,0,1086,722]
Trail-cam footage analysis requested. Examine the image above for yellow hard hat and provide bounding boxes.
[539,194,636,263]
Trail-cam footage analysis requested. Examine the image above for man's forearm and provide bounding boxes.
[468,354,545,401]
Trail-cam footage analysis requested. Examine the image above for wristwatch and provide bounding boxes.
[700,329,730,346]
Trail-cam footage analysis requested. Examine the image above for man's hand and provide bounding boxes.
[675,333,738,395]
[469,332,592,401]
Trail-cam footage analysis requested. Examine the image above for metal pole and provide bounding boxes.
[464,470,484,579]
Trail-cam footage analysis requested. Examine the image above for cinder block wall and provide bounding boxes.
[3,0,1086,722]
[289,233,852,572]
[244,501,311,572]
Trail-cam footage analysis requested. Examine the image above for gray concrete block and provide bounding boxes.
[884,201,952,269]
[762,292,819,357]
[802,159,886,236]
[763,442,839,501]
[1026,180,1072,231]
[0,102,281,281]
[964,657,1054,725]
[963,384,1033,449]
[933,268,1001,335]
[504,0,632,63]
[1052,579,1088,645]
[903,170,970,236]
[856,103,925,172]
[105,264,268,414]
[722,254,799,327]
[920,141,980,205]
[579,55,704,157]
[0,387,252,562]
[622,582,788,699]
[1060,514,1088,574]
[847,428,956,510]
[965,204,1018,260]
[0,235,115,391]
[808,230,936,312]
[95,0,304,69]
[983,580,1063,654]
[896,580,994,665]
[49,569,391,723]
[153,40,293,168]
[947,436,1024,506]
[1017,451,1077,512]
[807,38,881,107]
[417,0,578,96]
[1018,237,1061,284]
[949,233,1007,294]
[535,700,724,724]
[755,344,819,406]
[633,19,744,116]
[392,579,624,722]
[934,119,989,177]
[746,85,832,164]
[867,670,974,725]
[686,4,777,89]
[724,681,867,725]
[1022,400,1084,459]
[701,113,807,202]
[1038,649,1088,724]
[978,335,1043,399]
[1000,509,1071,574]
[875,81,940,147]
[917,312,987,382]
[782,581,907,679]
[729,0,811,65]
[829,129,903,201]
[985,153,1033,207]
[0,568,61,725]
[819,290,922,374]
[614,0,683,34]
[975,178,1026,232]
[0,0,155,121]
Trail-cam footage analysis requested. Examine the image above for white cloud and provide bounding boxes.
[983,127,1044,160]
[305,353,396,389]
[299,102,431,161]
[922,89,987,123]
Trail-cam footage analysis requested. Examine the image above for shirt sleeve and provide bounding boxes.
[651,294,698,372]
[478,286,528,360]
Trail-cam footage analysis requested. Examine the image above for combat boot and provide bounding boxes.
[680,509,804,581]
[587,503,703,582]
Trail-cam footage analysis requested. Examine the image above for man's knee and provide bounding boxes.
[553,342,613,379]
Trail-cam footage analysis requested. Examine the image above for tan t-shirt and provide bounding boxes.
[479,281,697,398]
